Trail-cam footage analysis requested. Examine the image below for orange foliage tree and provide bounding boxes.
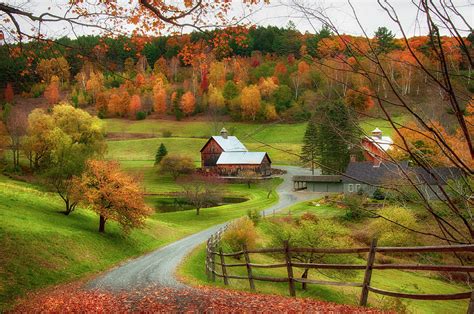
[129,94,142,118]
[108,89,130,117]
[75,160,151,233]
[180,91,196,116]
[4,82,14,103]
[153,82,167,114]
[241,85,261,120]
[44,76,60,105]
[344,87,374,112]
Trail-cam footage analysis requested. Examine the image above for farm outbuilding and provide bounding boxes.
[200,128,271,177]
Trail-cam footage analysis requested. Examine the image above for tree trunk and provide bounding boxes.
[196,207,200,215]
[301,268,309,290]
[99,215,106,233]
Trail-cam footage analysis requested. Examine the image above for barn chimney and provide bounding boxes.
[220,127,228,139]
[372,127,382,139]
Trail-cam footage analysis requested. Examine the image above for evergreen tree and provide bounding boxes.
[155,143,168,165]
[300,119,319,175]
[314,100,359,174]
[374,26,398,54]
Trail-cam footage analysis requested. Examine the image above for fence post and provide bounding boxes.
[210,237,216,282]
[284,240,296,297]
[219,248,229,285]
[243,244,255,291]
[468,290,474,314]
[206,239,211,280]
[360,238,378,306]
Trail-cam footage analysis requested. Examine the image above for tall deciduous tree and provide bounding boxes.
[75,160,151,233]
[44,76,60,105]
[40,104,106,215]
[178,175,222,215]
[180,91,196,116]
[241,85,261,120]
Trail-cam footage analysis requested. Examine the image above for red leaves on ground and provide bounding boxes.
[12,284,384,313]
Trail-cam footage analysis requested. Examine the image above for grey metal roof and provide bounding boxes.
[212,136,248,152]
[342,161,408,184]
[216,152,268,165]
[293,175,342,183]
[412,167,463,185]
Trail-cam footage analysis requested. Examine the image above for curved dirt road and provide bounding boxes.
[88,166,319,291]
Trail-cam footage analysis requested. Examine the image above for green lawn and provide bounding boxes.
[0,173,279,310]
[178,201,470,314]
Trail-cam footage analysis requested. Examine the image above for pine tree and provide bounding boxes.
[155,143,168,165]
[300,120,319,175]
[314,100,359,174]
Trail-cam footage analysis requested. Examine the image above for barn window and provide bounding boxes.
[356,184,361,192]
[348,184,354,192]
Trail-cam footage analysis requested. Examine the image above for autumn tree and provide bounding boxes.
[85,71,104,101]
[258,77,278,100]
[40,104,106,215]
[180,91,196,116]
[208,85,225,111]
[240,85,261,121]
[4,106,27,170]
[108,89,131,117]
[22,108,54,170]
[178,175,222,215]
[159,155,194,180]
[290,60,310,100]
[344,87,374,112]
[129,94,142,118]
[153,78,168,114]
[4,83,14,103]
[75,160,151,233]
[209,61,226,87]
[44,76,60,105]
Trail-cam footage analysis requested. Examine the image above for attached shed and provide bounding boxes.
[293,175,343,192]
[217,152,272,176]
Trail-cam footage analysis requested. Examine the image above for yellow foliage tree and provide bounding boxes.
[241,85,261,121]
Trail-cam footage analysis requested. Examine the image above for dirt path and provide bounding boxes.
[87,166,320,291]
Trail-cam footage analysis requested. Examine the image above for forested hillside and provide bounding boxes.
[1,25,472,125]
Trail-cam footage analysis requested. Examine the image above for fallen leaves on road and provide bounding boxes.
[12,283,384,313]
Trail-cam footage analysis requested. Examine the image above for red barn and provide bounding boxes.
[200,128,272,177]
[361,128,393,165]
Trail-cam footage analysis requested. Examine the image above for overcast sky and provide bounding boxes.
[4,0,473,40]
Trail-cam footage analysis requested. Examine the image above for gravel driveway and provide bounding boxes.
[88,166,320,291]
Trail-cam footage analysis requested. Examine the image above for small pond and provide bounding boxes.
[145,196,248,213]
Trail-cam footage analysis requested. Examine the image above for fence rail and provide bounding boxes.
[205,233,474,312]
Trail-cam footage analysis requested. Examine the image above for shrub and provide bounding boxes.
[30,83,46,98]
[370,207,419,246]
[372,188,386,200]
[301,212,319,223]
[136,111,146,120]
[341,194,367,221]
[222,217,257,252]
[247,209,261,225]
[162,130,172,138]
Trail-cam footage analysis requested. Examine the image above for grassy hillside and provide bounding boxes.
[179,201,470,314]
[0,174,279,310]
[104,116,405,165]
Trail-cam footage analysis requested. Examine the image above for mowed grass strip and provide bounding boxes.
[178,201,470,314]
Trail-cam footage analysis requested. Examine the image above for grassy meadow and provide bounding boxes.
[178,200,470,314]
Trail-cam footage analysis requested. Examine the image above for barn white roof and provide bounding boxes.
[364,135,394,151]
[212,136,248,152]
[216,152,267,165]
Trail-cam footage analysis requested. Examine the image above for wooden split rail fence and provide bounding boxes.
[205,234,474,311]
